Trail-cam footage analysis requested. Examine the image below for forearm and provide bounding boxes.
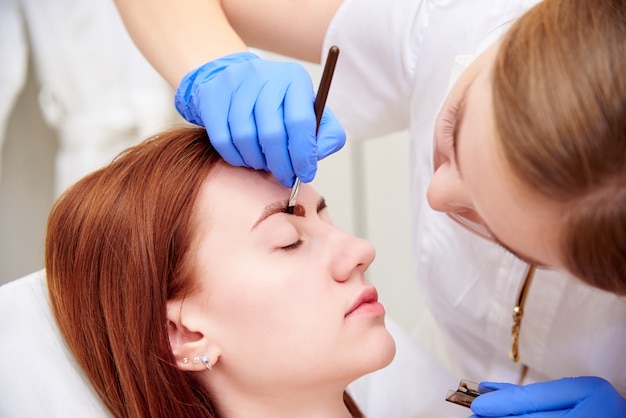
[114,0,247,87]
[222,0,343,63]
[114,0,343,87]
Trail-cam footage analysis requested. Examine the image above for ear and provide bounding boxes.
[166,299,221,371]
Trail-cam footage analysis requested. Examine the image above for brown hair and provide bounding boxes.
[492,0,626,294]
[45,126,362,417]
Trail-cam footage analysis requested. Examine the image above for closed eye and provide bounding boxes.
[281,239,303,251]
[280,197,326,251]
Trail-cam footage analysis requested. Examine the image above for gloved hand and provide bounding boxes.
[470,376,626,418]
[175,52,346,187]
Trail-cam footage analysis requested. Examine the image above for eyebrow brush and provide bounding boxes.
[286,45,340,214]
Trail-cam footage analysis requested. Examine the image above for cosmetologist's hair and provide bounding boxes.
[492,0,626,294]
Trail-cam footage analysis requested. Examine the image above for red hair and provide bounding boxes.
[46,126,220,417]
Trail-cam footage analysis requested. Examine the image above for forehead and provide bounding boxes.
[206,163,286,201]
[192,163,318,230]
[195,163,284,221]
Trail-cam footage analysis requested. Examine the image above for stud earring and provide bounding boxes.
[182,357,188,364]
[201,355,212,371]
[193,357,200,364]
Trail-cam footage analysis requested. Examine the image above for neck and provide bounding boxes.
[216,386,354,418]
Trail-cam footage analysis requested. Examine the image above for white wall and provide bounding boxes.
[0,58,56,284]
[0,53,422,337]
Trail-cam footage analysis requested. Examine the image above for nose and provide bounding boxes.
[325,226,376,283]
[427,159,473,215]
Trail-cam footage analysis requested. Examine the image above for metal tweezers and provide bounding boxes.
[445,379,485,409]
[286,45,340,213]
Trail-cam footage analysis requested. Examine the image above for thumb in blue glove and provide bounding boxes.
[175,52,346,188]
[470,376,626,418]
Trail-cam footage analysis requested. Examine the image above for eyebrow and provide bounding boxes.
[451,80,473,179]
[251,197,327,230]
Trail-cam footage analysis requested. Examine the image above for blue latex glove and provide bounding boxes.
[470,377,626,418]
[175,52,346,187]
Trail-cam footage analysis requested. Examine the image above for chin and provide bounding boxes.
[377,332,397,369]
[360,328,397,375]
[336,323,397,384]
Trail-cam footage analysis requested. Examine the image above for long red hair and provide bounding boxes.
[46,126,220,417]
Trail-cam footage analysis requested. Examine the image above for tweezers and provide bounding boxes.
[286,45,340,214]
[445,379,485,408]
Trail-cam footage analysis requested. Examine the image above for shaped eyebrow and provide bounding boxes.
[251,197,327,230]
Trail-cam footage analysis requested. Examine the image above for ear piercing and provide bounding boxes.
[182,355,212,371]
[201,355,212,371]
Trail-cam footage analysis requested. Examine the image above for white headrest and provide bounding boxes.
[0,271,108,417]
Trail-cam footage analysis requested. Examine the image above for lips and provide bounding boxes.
[345,287,380,317]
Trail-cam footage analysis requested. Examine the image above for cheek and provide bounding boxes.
[213,273,339,364]
[207,261,315,326]
[206,274,292,352]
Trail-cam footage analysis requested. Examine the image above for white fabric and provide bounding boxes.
[0,271,109,417]
[1,0,177,196]
[324,1,626,416]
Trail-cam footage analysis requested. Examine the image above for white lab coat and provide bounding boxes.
[0,0,177,195]
[325,0,626,412]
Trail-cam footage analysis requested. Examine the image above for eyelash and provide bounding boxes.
[278,202,326,252]
[281,239,303,251]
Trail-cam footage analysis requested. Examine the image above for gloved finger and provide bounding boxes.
[316,107,347,160]
[285,99,317,183]
[269,62,317,183]
[227,76,267,170]
[469,382,517,416]
[252,77,292,177]
[262,118,296,188]
[282,75,317,183]
[471,377,601,416]
[471,411,571,418]
[247,79,295,187]
[200,82,246,167]
[478,381,517,392]
[253,86,295,187]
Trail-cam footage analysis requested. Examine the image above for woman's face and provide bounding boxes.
[181,162,395,394]
[427,41,565,269]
